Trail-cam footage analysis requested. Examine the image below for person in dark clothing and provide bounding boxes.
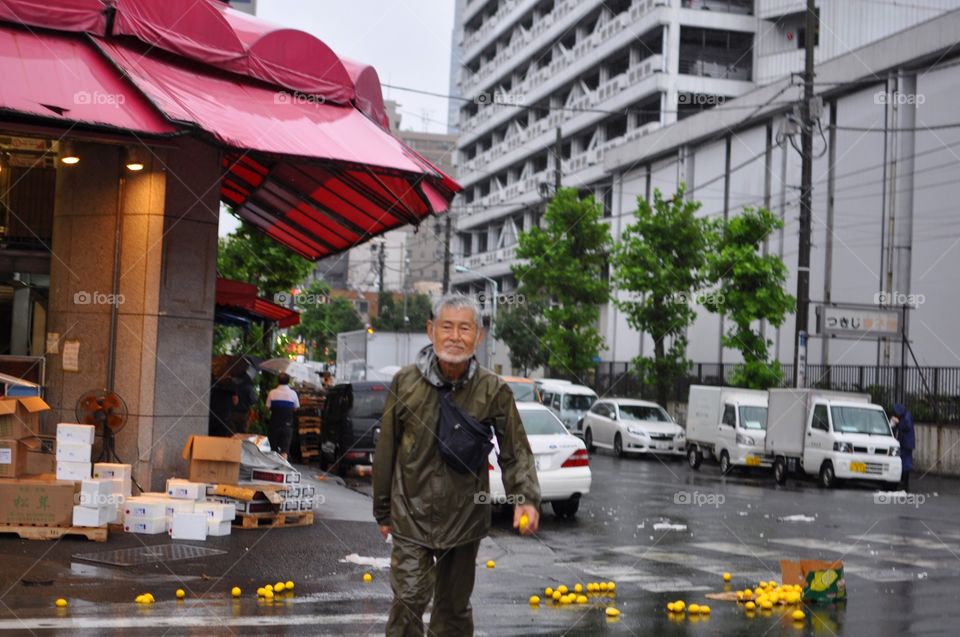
[209,374,237,437]
[266,373,299,458]
[892,403,916,491]
[230,371,257,434]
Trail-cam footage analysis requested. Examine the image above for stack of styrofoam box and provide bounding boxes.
[73,478,122,527]
[166,479,208,541]
[276,484,316,513]
[195,501,235,537]
[123,495,167,534]
[93,463,132,497]
[55,424,94,481]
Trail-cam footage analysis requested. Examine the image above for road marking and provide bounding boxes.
[768,538,946,571]
[853,533,960,553]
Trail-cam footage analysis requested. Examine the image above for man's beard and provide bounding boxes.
[435,345,472,364]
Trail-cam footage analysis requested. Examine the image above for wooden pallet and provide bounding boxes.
[298,426,321,434]
[0,524,108,542]
[233,510,314,529]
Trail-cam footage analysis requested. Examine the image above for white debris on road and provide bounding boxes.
[340,554,391,569]
[778,514,816,523]
[653,521,688,531]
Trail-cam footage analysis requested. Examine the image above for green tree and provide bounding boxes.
[612,186,713,406]
[217,219,314,299]
[703,207,795,389]
[373,292,432,331]
[290,281,364,360]
[494,299,549,376]
[512,188,612,380]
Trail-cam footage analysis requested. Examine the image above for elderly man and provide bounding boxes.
[373,293,541,636]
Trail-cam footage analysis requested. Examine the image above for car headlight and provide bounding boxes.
[626,426,648,437]
[889,447,900,456]
[675,431,685,440]
[833,442,853,453]
[736,433,756,446]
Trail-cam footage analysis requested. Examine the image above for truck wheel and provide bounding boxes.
[584,428,595,452]
[614,433,625,458]
[774,458,787,485]
[719,451,733,476]
[819,461,836,488]
[687,446,702,470]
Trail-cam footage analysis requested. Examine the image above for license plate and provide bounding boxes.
[850,461,866,473]
[746,455,761,466]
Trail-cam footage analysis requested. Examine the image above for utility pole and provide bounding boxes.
[377,241,386,295]
[792,0,817,388]
[442,214,452,293]
[554,126,562,192]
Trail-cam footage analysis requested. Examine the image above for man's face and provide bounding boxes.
[427,306,482,364]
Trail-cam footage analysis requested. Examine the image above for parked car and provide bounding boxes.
[501,376,541,403]
[534,378,572,398]
[538,382,598,437]
[320,381,388,474]
[488,402,591,518]
[582,398,685,458]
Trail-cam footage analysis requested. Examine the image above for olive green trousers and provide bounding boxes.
[386,538,481,636]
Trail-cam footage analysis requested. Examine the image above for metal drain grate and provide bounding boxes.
[73,543,228,567]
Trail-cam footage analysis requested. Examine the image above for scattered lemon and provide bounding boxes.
[673,600,685,612]
[231,587,241,598]
[700,605,711,615]
[545,587,554,597]
[574,583,583,593]
[667,602,676,612]
[256,588,266,597]
[599,582,608,592]
[486,560,496,569]
[760,599,773,610]
[145,594,154,604]
[263,589,274,600]
[552,591,562,601]
[176,589,186,599]
[561,595,573,605]
[743,589,754,599]
[723,572,732,582]
[792,610,806,621]
[605,607,621,617]
[55,599,67,608]
[557,585,568,594]
[786,592,801,604]
[286,581,295,590]
[529,595,541,605]
[363,573,373,583]
[265,585,273,593]
[275,582,285,593]
[607,581,616,591]
[135,595,145,604]
[576,595,588,604]
[745,601,756,611]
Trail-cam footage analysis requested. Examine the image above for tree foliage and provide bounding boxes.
[373,292,433,332]
[512,188,612,380]
[290,280,364,361]
[494,298,549,376]
[612,186,713,406]
[703,207,795,389]
[217,218,314,299]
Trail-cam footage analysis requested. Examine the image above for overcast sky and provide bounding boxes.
[220,0,457,237]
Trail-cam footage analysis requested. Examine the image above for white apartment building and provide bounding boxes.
[451,0,960,374]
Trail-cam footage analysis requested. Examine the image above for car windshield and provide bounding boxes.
[506,382,537,402]
[830,406,892,435]
[619,405,671,422]
[519,409,568,435]
[352,389,388,419]
[739,406,768,430]
[562,394,596,411]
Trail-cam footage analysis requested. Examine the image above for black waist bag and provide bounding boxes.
[436,387,494,474]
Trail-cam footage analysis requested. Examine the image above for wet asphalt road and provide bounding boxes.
[1,453,959,636]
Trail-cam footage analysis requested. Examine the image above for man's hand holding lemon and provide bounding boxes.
[514,504,540,535]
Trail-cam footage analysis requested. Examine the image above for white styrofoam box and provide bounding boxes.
[124,516,166,534]
[79,478,116,508]
[55,441,92,463]
[124,497,167,519]
[299,498,314,511]
[56,461,91,481]
[169,512,208,541]
[107,477,126,495]
[93,463,132,496]
[195,502,235,523]
[282,499,299,512]
[300,486,316,499]
[207,519,232,537]
[72,504,113,527]
[164,499,195,519]
[57,423,95,445]
[166,479,207,501]
[283,485,301,499]
[105,502,121,524]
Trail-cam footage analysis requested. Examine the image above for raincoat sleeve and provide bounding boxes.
[372,375,402,525]
[493,386,541,508]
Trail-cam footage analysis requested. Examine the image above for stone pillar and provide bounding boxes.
[46,138,220,490]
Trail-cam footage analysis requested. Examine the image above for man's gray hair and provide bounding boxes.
[431,293,482,326]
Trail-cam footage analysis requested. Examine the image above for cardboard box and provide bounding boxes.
[196,501,235,522]
[166,479,207,501]
[93,463,132,496]
[124,497,167,519]
[72,504,112,527]
[0,397,48,440]
[124,516,166,534]
[24,437,55,475]
[781,560,847,603]
[251,469,300,485]
[56,423,96,445]
[207,519,232,537]
[0,439,29,479]
[181,436,241,485]
[169,512,208,540]
[56,461,91,481]
[55,441,92,463]
[0,477,78,526]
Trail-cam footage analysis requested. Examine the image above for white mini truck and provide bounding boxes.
[685,385,771,474]
[765,388,901,488]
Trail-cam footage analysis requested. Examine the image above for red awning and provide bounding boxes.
[342,59,390,130]
[215,277,300,328]
[0,24,177,134]
[0,0,107,34]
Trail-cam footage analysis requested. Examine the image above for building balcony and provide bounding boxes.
[454,245,519,282]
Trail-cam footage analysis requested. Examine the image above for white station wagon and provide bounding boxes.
[582,398,685,457]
